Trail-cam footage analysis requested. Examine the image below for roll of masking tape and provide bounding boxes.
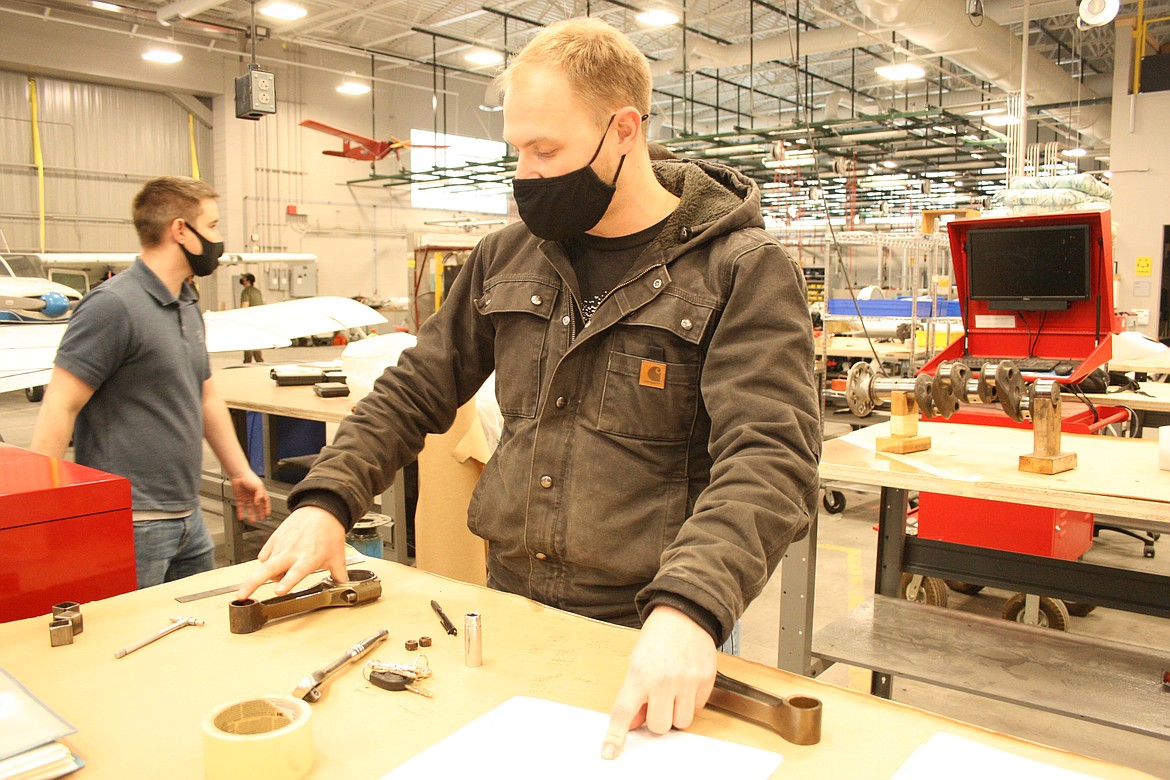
[202,695,313,780]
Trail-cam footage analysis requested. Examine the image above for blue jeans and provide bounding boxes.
[719,620,742,656]
[133,507,216,589]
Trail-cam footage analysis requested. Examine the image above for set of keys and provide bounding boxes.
[364,655,434,698]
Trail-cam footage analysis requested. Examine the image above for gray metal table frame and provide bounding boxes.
[778,429,1170,693]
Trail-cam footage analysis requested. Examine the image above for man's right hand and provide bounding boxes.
[235,506,348,600]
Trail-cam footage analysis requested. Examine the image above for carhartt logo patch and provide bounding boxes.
[639,360,666,389]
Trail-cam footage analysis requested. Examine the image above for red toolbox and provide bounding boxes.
[917,494,1094,559]
[0,443,136,622]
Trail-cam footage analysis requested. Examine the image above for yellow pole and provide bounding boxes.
[1134,0,1146,95]
[188,113,201,179]
[28,77,45,252]
[434,251,444,312]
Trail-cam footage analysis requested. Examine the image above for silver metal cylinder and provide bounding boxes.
[464,612,482,668]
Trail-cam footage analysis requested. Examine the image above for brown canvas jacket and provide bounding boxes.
[290,158,821,643]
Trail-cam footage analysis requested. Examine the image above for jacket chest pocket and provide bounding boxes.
[597,294,715,442]
[477,278,559,419]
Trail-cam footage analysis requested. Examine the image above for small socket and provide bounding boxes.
[49,617,74,647]
[418,636,432,648]
[52,602,83,634]
[405,639,419,651]
[464,612,482,668]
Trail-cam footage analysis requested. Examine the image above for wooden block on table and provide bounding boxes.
[1019,451,1077,474]
[877,435,931,454]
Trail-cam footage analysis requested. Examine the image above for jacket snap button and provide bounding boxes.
[681,318,693,331]
[680,226,691,239]
[652,279,663,289]
[539,475,553,489]
[534,552,548,561]
[531,295,543,305]
[561,315,570,326]
[555,396,567,408]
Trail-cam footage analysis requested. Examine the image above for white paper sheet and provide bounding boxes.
[891,732,1106,780]
[381,697,783,780]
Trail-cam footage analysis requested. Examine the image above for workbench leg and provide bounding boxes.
[261,413,276,482]
[778,515,823,676]
[224,409,248,566]
[872,486,909,698]
[380,468,410,565]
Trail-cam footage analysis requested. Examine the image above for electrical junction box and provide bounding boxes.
[235,66,276,120]
[291,263,317,298]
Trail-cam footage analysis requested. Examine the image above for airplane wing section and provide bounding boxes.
[300,120,381,148]
[0,323,67,393]
[0,298,386,393]
[202,296,386,353]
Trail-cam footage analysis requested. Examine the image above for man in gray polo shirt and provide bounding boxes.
[32,176,270,588]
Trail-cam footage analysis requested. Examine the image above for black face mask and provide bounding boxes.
[512,114,626,242]
[179,222,224,277]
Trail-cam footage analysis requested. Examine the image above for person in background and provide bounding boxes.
[31,176,270,588]
[235,17,819,760]
[239,272,264,363]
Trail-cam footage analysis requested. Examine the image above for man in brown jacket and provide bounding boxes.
[238,17,820,759]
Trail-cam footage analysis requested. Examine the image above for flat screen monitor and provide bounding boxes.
[966,224,1091,311]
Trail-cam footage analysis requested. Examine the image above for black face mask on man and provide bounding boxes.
[179,222,224,277]
[512,114,627,242]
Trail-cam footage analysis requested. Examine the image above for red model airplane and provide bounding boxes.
[299,119,449,162]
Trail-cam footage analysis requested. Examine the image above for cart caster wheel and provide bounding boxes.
[1002,594,1070,630]
[900,574,948,607]
[1065,602,1096,617]
[1143,545,1155,559]
[944,580,984,595]
[25,385,45,402]
[822,490,847,514]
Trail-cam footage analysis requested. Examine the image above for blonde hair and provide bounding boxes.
[496,17,652,129]
[132,176,219,248]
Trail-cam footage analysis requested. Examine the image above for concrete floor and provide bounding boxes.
[3,347,1168,777]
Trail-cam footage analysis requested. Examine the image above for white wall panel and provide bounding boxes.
[0,70,212,253]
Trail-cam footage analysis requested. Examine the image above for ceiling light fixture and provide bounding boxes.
[91,1,120,10]
[337,74,371,95]
[966,107,1006,117]
[258,2,307,21]
[1077,0,1119,27]
[1061,147,1088,157]
[142,48,183,63]
[636,8,680,26]
[882,160,897,169]
[875,62,925,81]
[465,50,504,66]
[983,113,1022,127]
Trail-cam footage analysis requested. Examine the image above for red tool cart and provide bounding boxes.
[0,443,136,622]
[915,211,1129,626]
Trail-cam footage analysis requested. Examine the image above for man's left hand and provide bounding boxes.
[601,605,717,760]
[230,471,270,524]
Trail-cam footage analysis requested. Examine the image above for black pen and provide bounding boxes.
[430,600,457,636]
